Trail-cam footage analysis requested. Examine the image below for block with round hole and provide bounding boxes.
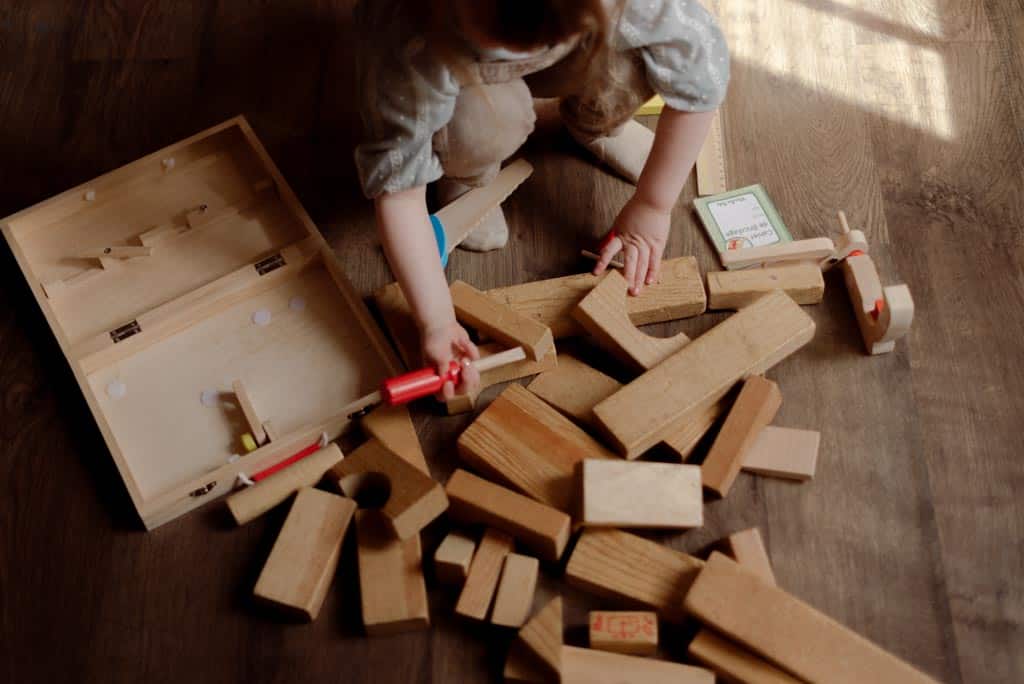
[330,438,448,540]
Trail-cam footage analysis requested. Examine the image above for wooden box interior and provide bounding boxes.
[1,117,398,528]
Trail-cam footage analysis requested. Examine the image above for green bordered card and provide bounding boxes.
[694,184,792,263]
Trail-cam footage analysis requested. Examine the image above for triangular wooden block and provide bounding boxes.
[517,596,563,681]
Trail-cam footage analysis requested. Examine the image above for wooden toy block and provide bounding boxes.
[331,439,447,541]
[77,245,154,260]
[355,510,430,635]
[451,280,555,362]
[361,404,429,474]
[688,630,801,684]
[742,426,820,481]
[253,487,356,621]
[720,237,837,271]
[232,379,268,446]
[683,553,940,684]
[724,528,776,585]
[581,460,703,529]
[695,107,726,197]
[589,611,658,656]
[436,159,533,254]
[701,376,782,498]
[448,342,558,415]
[491,553,540,628]
[434,531,477,585]
[517,596,563,680]
[562,646,713,684]
[488,256,706,339]
[565,528,703,622]
[445,469,571,562]
[226,443,344,525]
[372,280,422,370]
[457,384,616,514]
[505,639,553,683]
[527,354,621,428]
[707,264,825,309]
[572,270,690,371]
[662,400,725,461]
[455,528,515,621]
[594,291,814,459]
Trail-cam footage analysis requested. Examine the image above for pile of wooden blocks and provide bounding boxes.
[221,253,936,683]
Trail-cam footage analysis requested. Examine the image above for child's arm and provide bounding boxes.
[376,186,480,398]
[593,107,716,294]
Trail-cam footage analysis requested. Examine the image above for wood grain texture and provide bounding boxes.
[517,596,562,680]
[1,1,1020,681]
[355,510,430,636]
[457,384,616,513]
[490,554,539,628]
[742,426,820,481]
[433,531,476,586]
[455,528,514,621]
[561,646,713,684]
[581,460,703,529]
[688,630,801,684]
[707,264,825,309]
[527,353,621,429]
[451,280,554,362]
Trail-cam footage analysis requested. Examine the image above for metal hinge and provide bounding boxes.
[189,481,217,498]
[254,253,286,276]
[110,319,142,343]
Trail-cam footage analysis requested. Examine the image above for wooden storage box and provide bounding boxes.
[1,117,399,529]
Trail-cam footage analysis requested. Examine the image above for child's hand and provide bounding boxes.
[593,194,671,295]
[421,319,481,400]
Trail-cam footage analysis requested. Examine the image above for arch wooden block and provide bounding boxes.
[572,270,689,372]
[331,439,447,540]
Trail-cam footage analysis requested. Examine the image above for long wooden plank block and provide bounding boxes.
[437,159,534,253]
[707,264,825,309]
[457,384,616,514]
[451,280,554,362]
[456,528,515,621]
[688,631,801,684]
[488,256,706,339]
[355,510,430,635]
[518,596,563,680]
[581,460,703,529]
[572,270,689,372]
[742,426,820,481]
[491,554,540,628]
[565,528,703,622]
[226,443,344,525]
[446,469,571,562]
[562,646,713,684]
[662,401,725,460]
[527,354,621,428]
[683,553,940,684]
[594,291,815,459]
[253,488,356,621]
[702,376,782,497]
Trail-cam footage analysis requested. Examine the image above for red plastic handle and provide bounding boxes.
[381,360,462,406]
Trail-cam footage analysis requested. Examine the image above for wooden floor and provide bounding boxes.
[1,1,1022,683]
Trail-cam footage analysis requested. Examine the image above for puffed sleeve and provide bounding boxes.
[617,0,730,112]
[353,1,460,199]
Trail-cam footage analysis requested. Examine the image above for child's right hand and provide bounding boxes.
[421,319,481,400]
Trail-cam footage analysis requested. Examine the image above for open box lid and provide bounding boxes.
[1,116,400,528]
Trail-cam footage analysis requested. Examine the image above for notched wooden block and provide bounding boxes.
[518,596,563,680]
[356,510,430,635]
[332,439,448,540]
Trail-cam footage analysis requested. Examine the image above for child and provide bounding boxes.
[355,0,729,398]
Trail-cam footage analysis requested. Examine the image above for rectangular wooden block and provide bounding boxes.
[451,280,554,362]
[332,439,448,540]
[518,596,563,680]
[232,379,267,445]
[253,487,356,621]
[589,611,659,656]
[562,646,713,684]
[688,630,802,684]
[434,530,476,586]
[683,553,940,684]
[594,291,815,459]
[663,401,725,461]
[449,342,558,415]
[742,426,820,481]
[355,510,430,636]
[527,354,621,429]
[488,256,706,339]
[446,469,571,562]
[456,528,515,621]
[572,270,689,372]
[707,264,825,310]
[491,554,540,628]
[701,376,782,497]
[457,384,616,514]
[724,527,776,585]
[581,460,703,529]
[565,528,704,622]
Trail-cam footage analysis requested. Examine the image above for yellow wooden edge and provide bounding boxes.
[636,95,665,117]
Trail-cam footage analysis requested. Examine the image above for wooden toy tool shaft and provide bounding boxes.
[344,347,528,417]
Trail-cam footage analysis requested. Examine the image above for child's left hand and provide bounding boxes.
[592,194,671,295]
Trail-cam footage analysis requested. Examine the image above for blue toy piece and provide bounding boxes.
[430,214,448,268]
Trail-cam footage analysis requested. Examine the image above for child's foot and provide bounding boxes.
[571,119,655,185]
[437,179,510,252]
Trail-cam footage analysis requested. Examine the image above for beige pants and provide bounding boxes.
[433,45,654,187]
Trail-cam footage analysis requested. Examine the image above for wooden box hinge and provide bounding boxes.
[110,320,142,343]
[255,253,286,276]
